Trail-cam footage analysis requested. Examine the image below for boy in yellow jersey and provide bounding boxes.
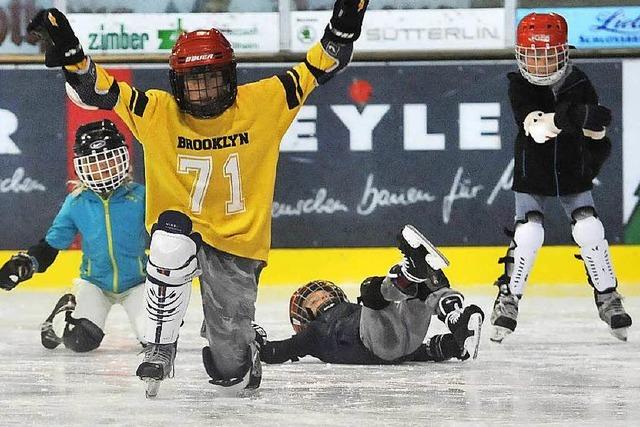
[28,0,369,398]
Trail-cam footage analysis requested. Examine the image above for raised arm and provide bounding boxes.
[27,9,157,142]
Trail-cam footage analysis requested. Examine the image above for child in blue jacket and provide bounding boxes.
[0,120,148,352]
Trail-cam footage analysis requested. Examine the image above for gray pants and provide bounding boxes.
[198,244,264,379]
[515,191,595,221]
[359,281,458,361]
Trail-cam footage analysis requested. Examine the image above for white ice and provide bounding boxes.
[0,286,638,426]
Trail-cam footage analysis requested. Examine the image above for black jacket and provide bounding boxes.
[260,302,429,365]
[509,66,611,196]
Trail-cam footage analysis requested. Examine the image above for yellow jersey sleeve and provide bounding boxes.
[239,42,346,138]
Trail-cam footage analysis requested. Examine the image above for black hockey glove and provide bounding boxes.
[571,104,611,131]
[27,8,85,67]
[323,0,369,44]
[0,253,36,291]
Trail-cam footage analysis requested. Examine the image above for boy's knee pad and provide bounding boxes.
[63,317,104,352]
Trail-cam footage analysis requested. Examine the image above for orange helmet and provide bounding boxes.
[515,13,569,86]
[289,280,349,333]
[169,29,237,118]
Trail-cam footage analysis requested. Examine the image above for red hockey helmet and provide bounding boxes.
[169,29,237,118]
[289,280,349,333]
[515,13,569,86]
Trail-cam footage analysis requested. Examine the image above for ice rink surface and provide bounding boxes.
[0,286,638,427]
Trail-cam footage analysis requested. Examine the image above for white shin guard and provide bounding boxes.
[144,280,191,344]
[572,215,616,292]
[509,216,544,296]
[144,228,201,344]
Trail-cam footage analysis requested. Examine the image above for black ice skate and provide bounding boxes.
[490,275,519,343]
[395,225,449,290]
[595,289,632,341]
[447,305,485,360]
[136,342,177,398]
[40,293,76,349]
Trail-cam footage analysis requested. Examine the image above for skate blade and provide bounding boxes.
[402,225,450,270]
[610,327,628,342]
[490,325,512,343]
[464,313,483,359]
[143,378,161,399]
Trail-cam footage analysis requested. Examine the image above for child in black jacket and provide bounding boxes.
[490,12,632,343]
[257,225,484,365]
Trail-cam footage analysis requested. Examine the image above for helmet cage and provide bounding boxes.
[289,280,349,333]
[516,43,569,86]
[73,146,130,194]
[170,63,237,119]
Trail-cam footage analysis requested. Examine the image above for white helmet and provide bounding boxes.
[73,120,130,195]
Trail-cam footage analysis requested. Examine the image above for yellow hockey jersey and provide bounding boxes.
[69,43,340,262]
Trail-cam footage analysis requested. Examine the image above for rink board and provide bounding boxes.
[3,246,639,295]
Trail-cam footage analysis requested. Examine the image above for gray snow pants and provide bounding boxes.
[359,279,459,361]
[198,244,264,380]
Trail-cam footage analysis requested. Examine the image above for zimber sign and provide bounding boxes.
[281,103,501,152]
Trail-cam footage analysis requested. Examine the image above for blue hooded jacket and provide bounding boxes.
[45,182,147,293]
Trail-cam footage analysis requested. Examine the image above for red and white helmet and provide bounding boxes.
[289,280,349,333]
[169,29,237,118]
[516,13,569,86]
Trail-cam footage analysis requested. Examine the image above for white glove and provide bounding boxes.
[523,111,561,144]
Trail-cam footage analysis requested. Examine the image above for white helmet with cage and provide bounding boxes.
[73,120,130,195]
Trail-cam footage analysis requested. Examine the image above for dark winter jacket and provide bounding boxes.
[508,66,611,196]
[260,302,428,365]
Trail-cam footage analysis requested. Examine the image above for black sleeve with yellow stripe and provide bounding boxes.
[274,40,353,111]
[64,57,158,142]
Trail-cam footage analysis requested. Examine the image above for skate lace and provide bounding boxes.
[601,293,624,315]
[143,344,173,368]
[496,294,518,317]
[447,309,462,326]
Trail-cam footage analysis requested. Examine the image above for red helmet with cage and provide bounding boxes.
[169,29,237,118]
[289,280,349,333]
[515,13,569,86]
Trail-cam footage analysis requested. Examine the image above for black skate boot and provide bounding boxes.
[136,342,177,398]
[392,225,449,296]
[595,289,632,341]
[40,293,76,349]
[490,274,519,343]
[447,305,485,360]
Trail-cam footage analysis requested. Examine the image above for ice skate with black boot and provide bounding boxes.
[392,225,449,295]
[447,305,485,359]
[595,289,632,341]
[40,293,76,349]
[490,274,519,343]
[136,342,177,398]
